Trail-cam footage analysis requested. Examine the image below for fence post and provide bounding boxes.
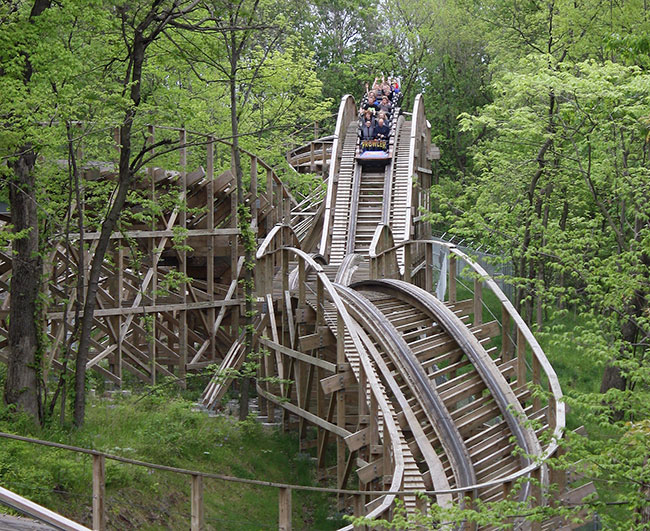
[278,487,292,531]
[92,454,105,531]
[448,254,457,303]
[517,328,527,388]
[425,244,433,292]
[191,474,204,530]
[473,278,483,326]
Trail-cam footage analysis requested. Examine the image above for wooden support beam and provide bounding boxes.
[448,255,457,303]
[299,326,336,350]
[473,277,483,326]
[320,368,356,394]
[344,428,369,452]
[258,387,350,439]
[260,337,335,372]
[425,244,433,292]
[357,457,383,485]
[517,328,527,388]
[501,305,513,360]
[92,455,106,531]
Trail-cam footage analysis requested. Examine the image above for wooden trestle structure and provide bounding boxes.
[0,126,298,386]
[0,95,576,528]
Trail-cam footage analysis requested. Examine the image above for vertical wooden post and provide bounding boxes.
[404,243,412,284]
[298,257,306,306]
[92,455,105,531]
[425,244,433,293]
[179,129,188,385]
[501,305,512,361]
[264,299,275,421]
[250,156,258,231]
[465,490,477,531]
[353,493,366,531]
[517,328,526,388]
[116,245,124,385]
[530,467,542,531]
[191,474,204,531]
[207,137,215,360]
[230,184,239,340]
[147,125,157,384]
[336,313,346,506]
[316,363,325,472]
[532,355,541,411]
[547,380,557,431]
[550,444,566,493]
[321,141,327,179]
[266,168,273,231]
[473,278,483,326]
[278,487,292,531]
[502,479,512,499]
[283,191,290,224]
[448,254,456,303]
[316,277,324,326]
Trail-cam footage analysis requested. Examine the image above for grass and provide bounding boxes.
[0,390,344,530]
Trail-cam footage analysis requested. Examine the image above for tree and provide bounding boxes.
[433,6,650,523]
[71,0,202,427]
[1,0,56,422]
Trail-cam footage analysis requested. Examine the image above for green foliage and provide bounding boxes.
[429,1,650,526]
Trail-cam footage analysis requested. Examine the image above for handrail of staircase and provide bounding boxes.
[0,486,90,531]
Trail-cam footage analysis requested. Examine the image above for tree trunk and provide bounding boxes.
[229,61,252,422]
[4,145,42,422]
[72,30,147,427]
[600,302,638,410]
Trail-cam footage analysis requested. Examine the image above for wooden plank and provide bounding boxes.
[48,299,240,320]
[299,327,336,350]
[344,428,369,452]
[259,337,335,372]
[320,369,356,394]
[278,487,291,531]
[357,458,383,485]
[191,474,204,531]
[0,486,89,531]
[67,228,240,240]
[257,386,350,439]
[92,455,106,531]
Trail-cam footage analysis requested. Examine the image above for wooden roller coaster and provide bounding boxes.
[200,94,571,528]
[0,93,578,529]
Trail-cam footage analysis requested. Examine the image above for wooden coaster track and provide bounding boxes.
[200,94,567,528]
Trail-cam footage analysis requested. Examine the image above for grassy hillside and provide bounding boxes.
[0,387,345,530]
